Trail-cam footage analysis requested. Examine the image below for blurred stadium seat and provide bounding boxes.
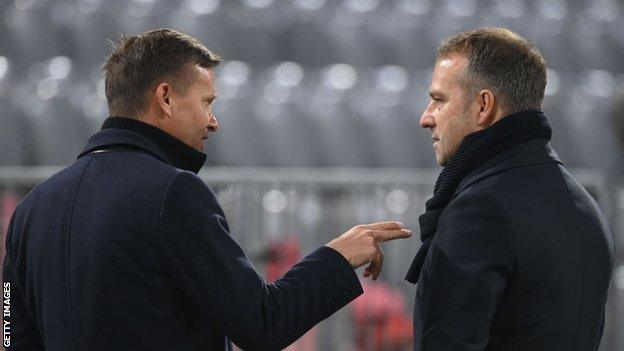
[1,0,621,168]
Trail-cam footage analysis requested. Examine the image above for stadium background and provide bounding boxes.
[0,0,623,350]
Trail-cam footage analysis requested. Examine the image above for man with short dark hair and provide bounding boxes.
[406,27,614,351]
[2,28,412,351]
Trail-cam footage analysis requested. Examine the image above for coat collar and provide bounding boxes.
[454,138,563,197]
[78,117,207,174]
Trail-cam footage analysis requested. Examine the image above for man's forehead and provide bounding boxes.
[194,65,215,81]
[435,53,467,72]
[187,64,216,93]
[431,53,467,85]
[437,57,456,69]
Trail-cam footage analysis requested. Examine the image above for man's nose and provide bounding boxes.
[208,115,219,132]
[420,112,434,129]
[419,101,435,128]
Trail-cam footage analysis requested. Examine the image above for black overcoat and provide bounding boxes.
[414,139,614,351]
[3,119,363,351]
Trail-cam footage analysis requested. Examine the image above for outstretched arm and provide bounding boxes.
[160,171,411,351]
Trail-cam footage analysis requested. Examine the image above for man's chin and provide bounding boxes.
[436,155,447,167]
[193,142,205,152]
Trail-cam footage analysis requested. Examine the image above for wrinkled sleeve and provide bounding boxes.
[3,215,45,351]
[414,191,515,351]
[159,171,363,351]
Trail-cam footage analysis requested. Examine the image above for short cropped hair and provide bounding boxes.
[103,28,222,117]
[438,27,547,114]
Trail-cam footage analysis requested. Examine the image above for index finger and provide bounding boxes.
[371,228,413,243]
[359,221,404,230]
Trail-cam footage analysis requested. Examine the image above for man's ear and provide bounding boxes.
[155,82,173,118]
[476,89,497,127]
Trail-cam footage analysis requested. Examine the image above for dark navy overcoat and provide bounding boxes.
[3,117,363,351]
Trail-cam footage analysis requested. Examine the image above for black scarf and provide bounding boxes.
[405,109,552,284]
